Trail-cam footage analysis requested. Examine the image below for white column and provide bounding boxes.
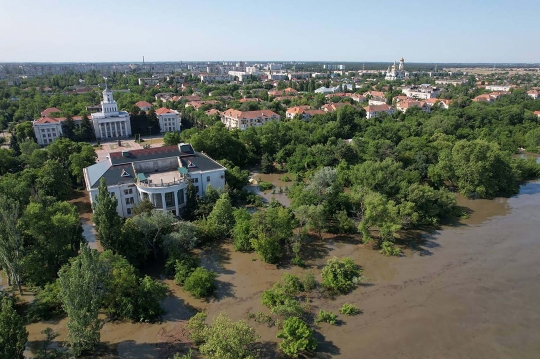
[104,123,108,138]
[99,125,103,139]
[119,122,123,137]
[161,193,167,211]
[174,190,179,216]
[114,122,118,137]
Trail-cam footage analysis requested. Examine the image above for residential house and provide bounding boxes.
[527,90,540,99]
[315,86,339,94]
[364,104,395,119]
[155,93,175,102]
[135,101,153,112]
[365,91,387,105]
[205,109,221,116]
[485,85,513,92]
[83,143,226,218]
[185,100,218,110]
[239,98,261,103]
[284,87,298,95]
[472,92,509,103]
[289,107,326,119]
[40,107,62,117]
[220,109,280,130]
[424,98,451,109]
[321,102,352,112]
[396,99,430,113]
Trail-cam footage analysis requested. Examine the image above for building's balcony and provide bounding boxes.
[136,170,187,188]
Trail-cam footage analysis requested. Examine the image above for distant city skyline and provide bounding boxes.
[1,0,539,63]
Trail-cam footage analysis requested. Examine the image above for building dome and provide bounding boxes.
[400,57,404,62]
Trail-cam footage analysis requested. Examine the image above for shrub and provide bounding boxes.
[232,208,253,252]
[187,312,208,345]
[184,267,217,298]
[250,231,282,264]
[339,303,360,316]
[133,276,168,322]
[321,257,361,294]
[379,241,401,257]
[270,298,304,319]
[315,310,337,325]
[277,317,317,358]
[300,272,317,291]
[28,281,64,322]
[174,256,200,285]
[195,312,259,359]
[246,194,264,207]
[280,175,292,182]
[258,181,274,191]
[281,273,304,296]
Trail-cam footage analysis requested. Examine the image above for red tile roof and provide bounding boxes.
[222,109,280,120]
[286,106,312,115]
[135,101,152,108]
[321,102,352,112]
[40,107,62,116]
[155,107,176,115]
[34,116,62,124]
[205,109,221,116]
[364,104,393,112]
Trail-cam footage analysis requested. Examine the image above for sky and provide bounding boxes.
[1,0,539,63]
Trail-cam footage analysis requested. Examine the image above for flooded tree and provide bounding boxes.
[0,297,28,359]
[58,245,106,356]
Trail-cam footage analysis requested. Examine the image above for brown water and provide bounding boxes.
[25,182,540,358]
[246,172,293,207]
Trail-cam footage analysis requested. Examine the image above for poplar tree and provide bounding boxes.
[93,178,122,251]
[0,297,28,359]
[58,245,106,356]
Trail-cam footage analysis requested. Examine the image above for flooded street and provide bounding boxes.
[23,182,540,358]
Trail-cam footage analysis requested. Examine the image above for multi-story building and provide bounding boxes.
[402,84,440,99]
[220,109,280,130]
[32,114,86,146]
[91,86,132,140]
[364,104,396,119]
[396,99,431,113]
[285,106,324,120]
[155,107,181,133]
[485,85,512,92]
[83,143,226,218]
[33,116,65,146]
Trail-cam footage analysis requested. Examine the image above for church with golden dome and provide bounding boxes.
[385,57,406,81]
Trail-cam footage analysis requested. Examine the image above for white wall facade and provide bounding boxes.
[34,122,63,145]
[158,112,181,133]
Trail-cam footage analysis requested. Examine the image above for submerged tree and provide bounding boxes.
[0,297,28,359]
[0,196,23,294]
[58,245,106,356]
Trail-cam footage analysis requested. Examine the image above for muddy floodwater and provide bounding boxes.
[25,181,540,358]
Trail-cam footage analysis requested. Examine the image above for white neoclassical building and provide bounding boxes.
[91,86,132,140]
[156,107,181,133]
[83,143,226,218]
